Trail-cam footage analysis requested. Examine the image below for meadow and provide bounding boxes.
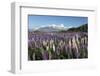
[28,31,88,60]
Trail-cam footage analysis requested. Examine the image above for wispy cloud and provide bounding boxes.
[30,24,74,30]
[48,24,64,29]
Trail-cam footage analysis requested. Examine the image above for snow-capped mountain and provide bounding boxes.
[35,24,68,32]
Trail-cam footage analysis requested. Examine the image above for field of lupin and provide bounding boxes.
[28,32,88,60]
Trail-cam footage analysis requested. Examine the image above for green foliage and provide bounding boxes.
[67,24,88,32]
[59,24,88,32]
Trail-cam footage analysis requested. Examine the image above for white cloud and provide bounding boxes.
[34,24,73,30]
[48,24,65,29]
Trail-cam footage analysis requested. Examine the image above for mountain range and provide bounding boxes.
[29,24,88,32]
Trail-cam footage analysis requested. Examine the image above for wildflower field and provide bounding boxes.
[28,32,88,60]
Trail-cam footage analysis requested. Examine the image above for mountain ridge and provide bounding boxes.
[28,24,88,33]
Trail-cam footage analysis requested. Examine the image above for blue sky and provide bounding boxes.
[28,15,88,29]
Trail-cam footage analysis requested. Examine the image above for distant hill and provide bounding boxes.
[67,24,88,32]
[59,24,88,32]
[28,24,88,33]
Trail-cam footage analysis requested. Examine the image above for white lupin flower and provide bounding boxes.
[48,51,52,59]
[72,36,79,54]
[53,44,55,52]
[81,38,84,44]
[43,40,47,46]
[50,39,54,45]
[32,53,35,60]
[59,40,63,46]
[46,45,49,51]
[84,36,87,44]
[76,34,80,46]
[69,39,72,48]
[72,37,76,48]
